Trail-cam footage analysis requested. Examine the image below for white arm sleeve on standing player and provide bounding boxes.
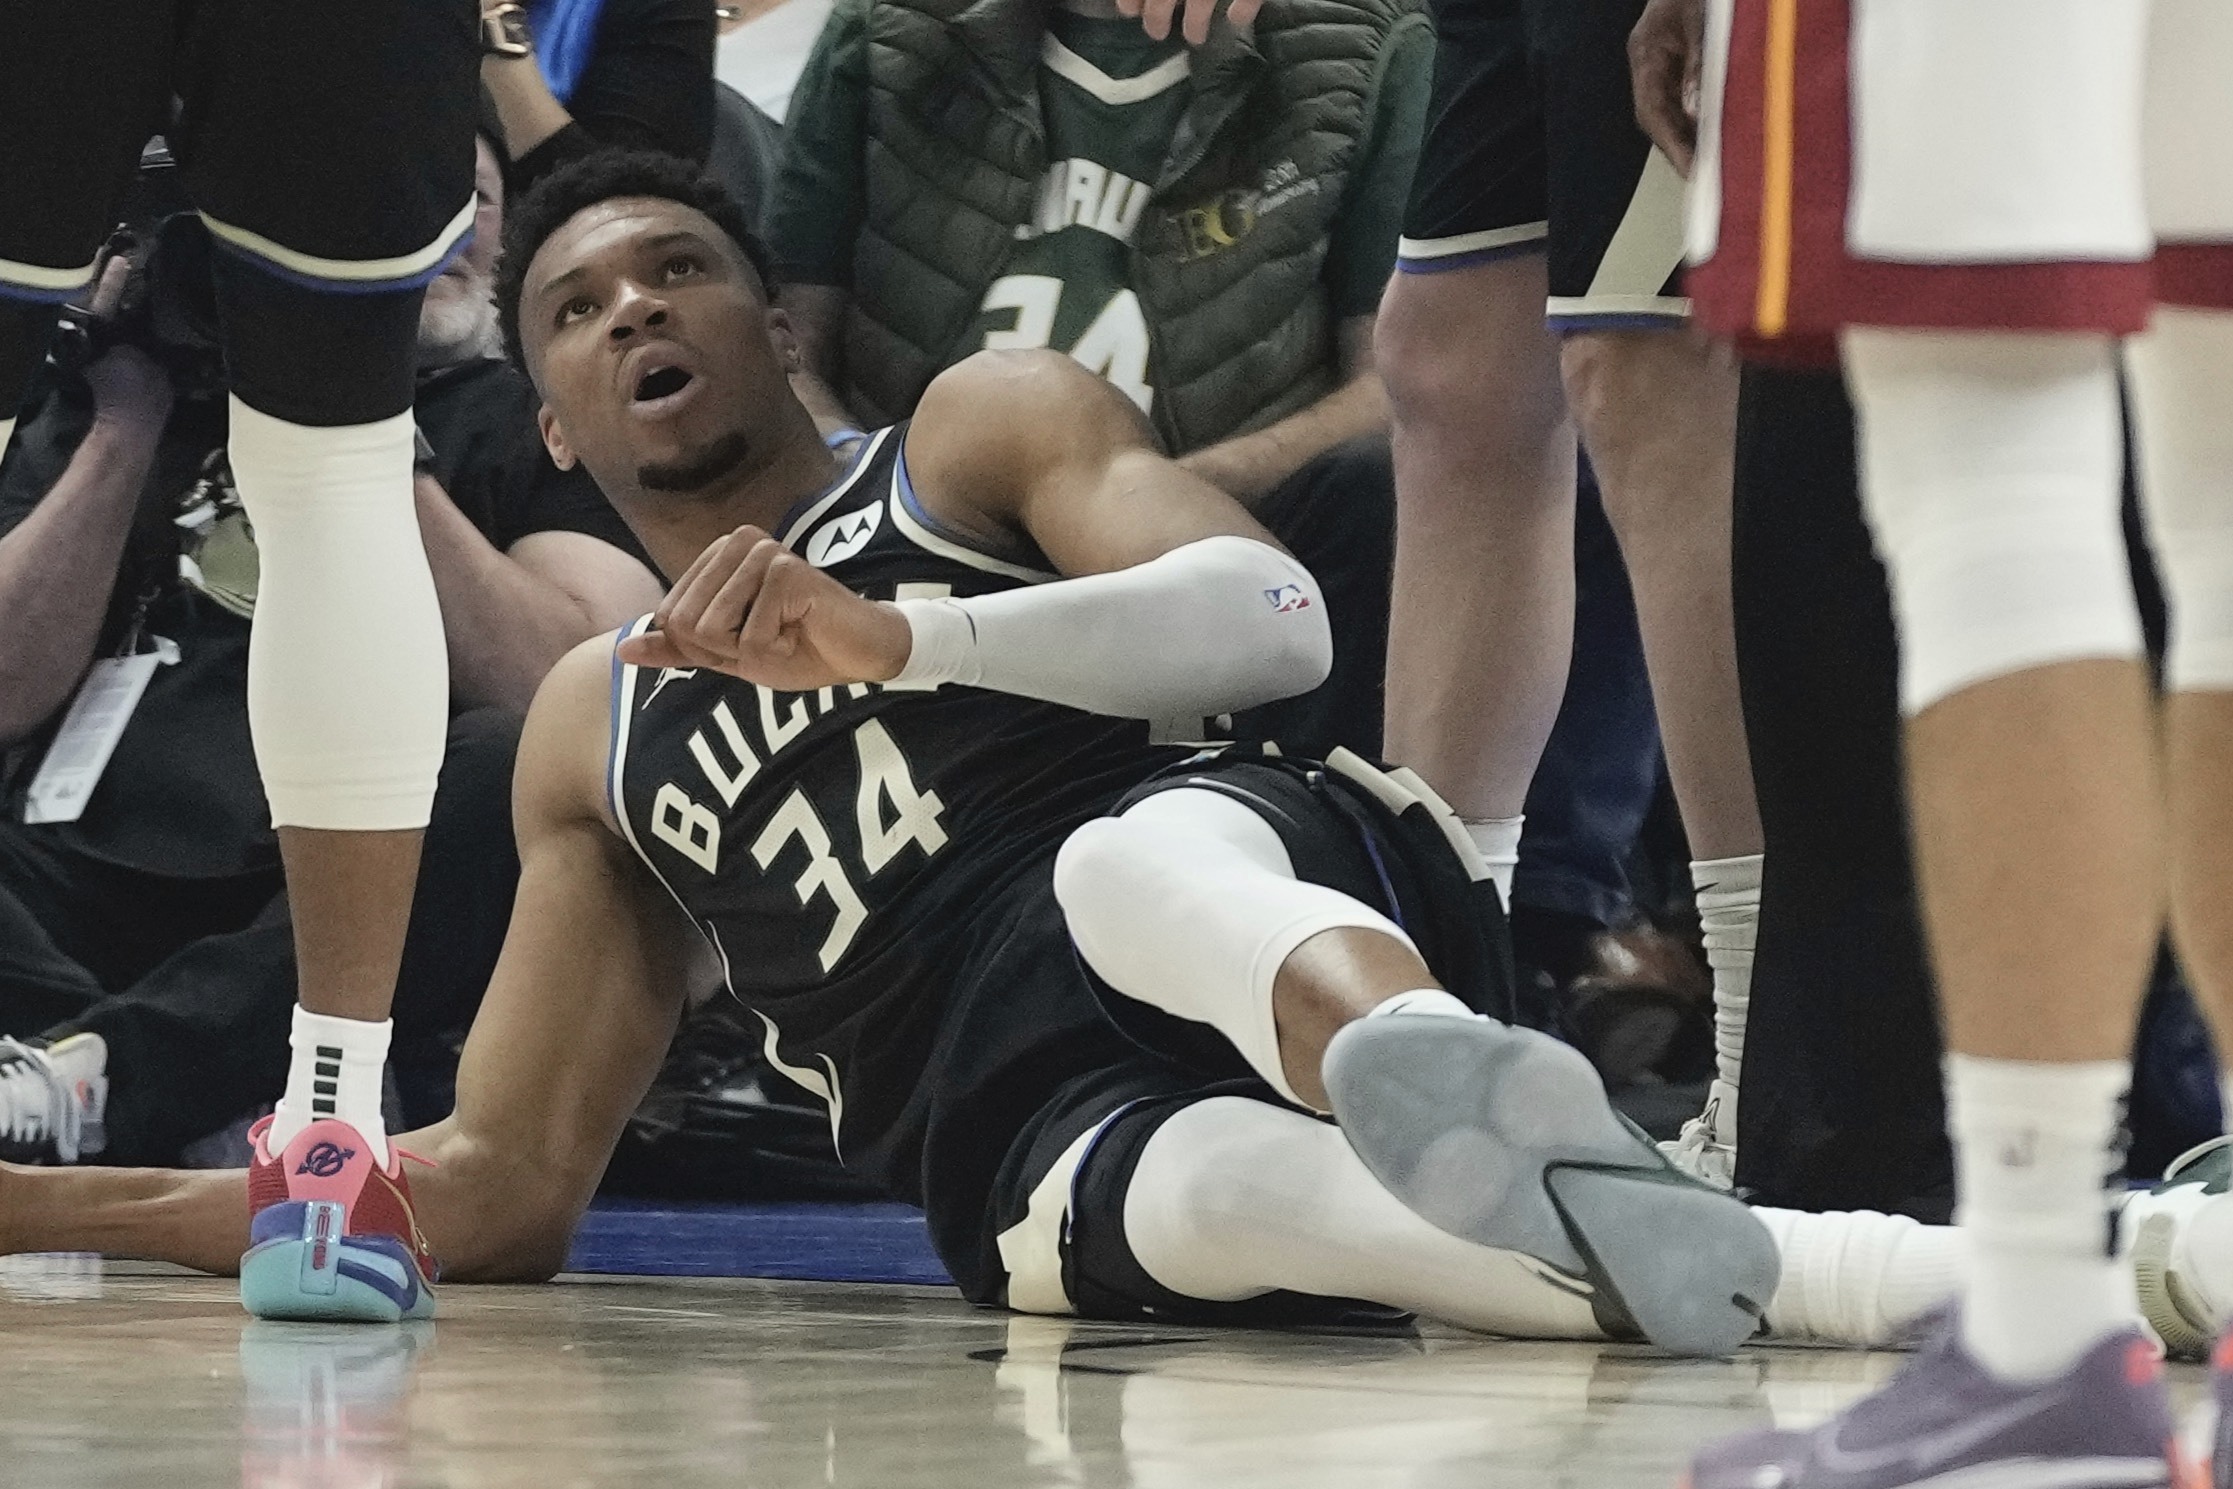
[885,535,1333,719]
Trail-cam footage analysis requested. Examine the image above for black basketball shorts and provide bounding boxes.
[971,753,1514,1326]
[0,0,477,306]
[1399,0,1688,331]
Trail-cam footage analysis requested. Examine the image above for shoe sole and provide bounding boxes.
[240,1201,436,1324]
[1321,1017,1777,1358]
[2133,1209,2214,1362]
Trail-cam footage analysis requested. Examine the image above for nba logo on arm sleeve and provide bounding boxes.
[1265,584,1311,613]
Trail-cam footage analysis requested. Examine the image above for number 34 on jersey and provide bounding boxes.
[650,696,949,972]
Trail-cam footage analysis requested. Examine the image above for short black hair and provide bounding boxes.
[496,150,778,371]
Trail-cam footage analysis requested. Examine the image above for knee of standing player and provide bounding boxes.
[1846,330,2141,713]
[1555,328,1692,460]
[1376,276,1563,438]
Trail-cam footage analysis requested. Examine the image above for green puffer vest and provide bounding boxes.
[844,0,1422,452]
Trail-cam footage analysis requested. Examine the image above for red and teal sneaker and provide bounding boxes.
[240,1116,438,1322]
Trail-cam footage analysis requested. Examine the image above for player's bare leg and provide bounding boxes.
[1559,330,1756,864]
[2119,307,2233,1359]
[2130,309,2233,1041]
[280,831,427,1027]
[1562,328,1758,1188]
[1842,330,2163,1382]
[1377,255,1576,895]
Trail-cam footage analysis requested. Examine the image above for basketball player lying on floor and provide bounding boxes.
[0,152,2212,1356]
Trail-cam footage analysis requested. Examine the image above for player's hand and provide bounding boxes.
[1114,0,1260,48]
[616,525,916,691]
[1630,0,1706,178]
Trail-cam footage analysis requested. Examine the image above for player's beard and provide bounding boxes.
[637,428,758,495]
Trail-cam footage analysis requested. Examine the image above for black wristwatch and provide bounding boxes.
[481,4,534,57]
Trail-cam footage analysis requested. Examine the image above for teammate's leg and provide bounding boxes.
[1378,0,1574,902]
[0,761,694,1285]
[174,0,476,1315]
[215,273,448,1168]
[1053,781,1779,1355]
[1379,259,1573,902]
[1543,0,1761,1185]
[1562,329,1759,1183]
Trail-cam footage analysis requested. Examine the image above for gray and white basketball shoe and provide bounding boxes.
[1320,1014,1779,1358]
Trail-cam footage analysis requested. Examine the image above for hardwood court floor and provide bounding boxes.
[0,1259,2211,1488]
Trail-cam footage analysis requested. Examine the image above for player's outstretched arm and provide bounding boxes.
[418,633,702,1279]
[884,349,1337,719]
[0,634,696,1279]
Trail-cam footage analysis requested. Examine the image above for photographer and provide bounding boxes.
[0,138,663,1167]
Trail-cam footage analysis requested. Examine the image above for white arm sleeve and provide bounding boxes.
[886,535,1333,719]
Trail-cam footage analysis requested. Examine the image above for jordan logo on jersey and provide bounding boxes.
[806,504,884,568]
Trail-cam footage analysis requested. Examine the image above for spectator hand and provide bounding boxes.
[616,526,915,691]
[1629,0,1706,178]
[80,256,174,430]
[1115,0,1262,48]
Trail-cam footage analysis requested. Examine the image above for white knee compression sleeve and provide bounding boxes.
[2129,308,2233,693]
[228,398,447,829]
[1052,788,1417,1109]
[1843,330,2140,715]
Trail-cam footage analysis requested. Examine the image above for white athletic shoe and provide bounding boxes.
[0,1033,108,1165]
[2124,1135,2233,1361]
[1658,1078,1738,1192]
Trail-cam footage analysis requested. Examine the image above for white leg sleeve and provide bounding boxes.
[228,398,447,829]
[1052,788,1417,1109]
[1842,329,2140,716]
[1120,1096,1608,1339]
[2129,307,2233,693]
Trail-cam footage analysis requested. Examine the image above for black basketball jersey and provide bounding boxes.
[607,425,1193,1179]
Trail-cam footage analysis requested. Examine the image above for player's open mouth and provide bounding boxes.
[628,361,700,418]
[634,366,693,402]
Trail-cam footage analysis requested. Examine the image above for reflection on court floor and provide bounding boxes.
[1,1261,2210,1489]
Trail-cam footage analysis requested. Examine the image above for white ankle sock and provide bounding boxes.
[269,1006,393,1167]
[1366,988,1478,1021]
[1461,816,1524,908]
[1947,1054,2130,1380]
[1754,1204,1967,1346]
[0,417,15,457]
[1691,855,1761,1119]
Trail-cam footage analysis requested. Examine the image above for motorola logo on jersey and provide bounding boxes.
[806,504,884,568]
[1265,584,1311,613]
